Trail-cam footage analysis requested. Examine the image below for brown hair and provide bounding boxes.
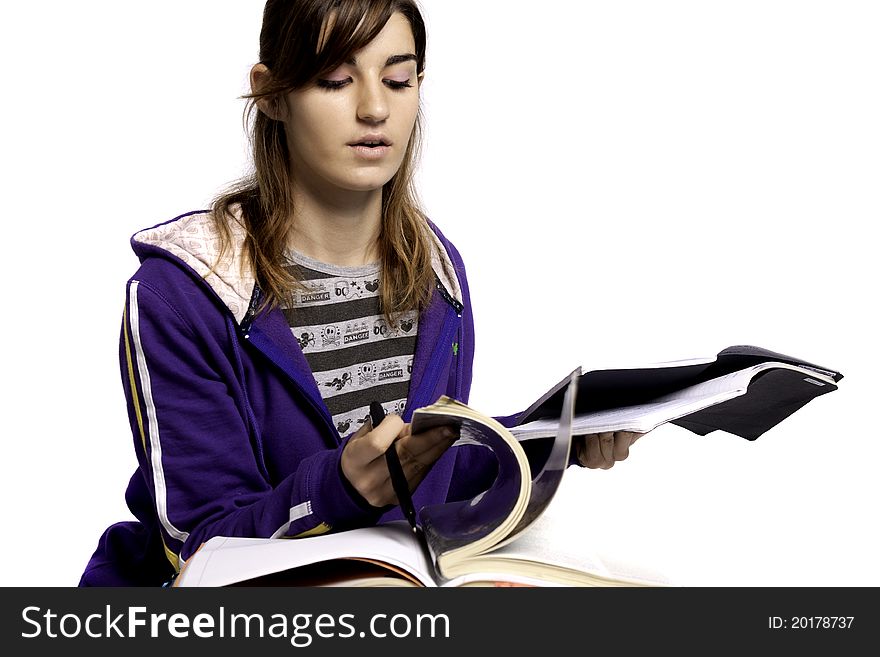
[211,0,434,323]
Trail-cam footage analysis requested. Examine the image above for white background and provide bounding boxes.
[1,1,877,587]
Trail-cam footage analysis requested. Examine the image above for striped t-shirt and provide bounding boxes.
[282,250,419,437]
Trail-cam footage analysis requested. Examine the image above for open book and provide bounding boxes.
[176,374,669,587]
[174,345,841,587]
[508,344,842,441]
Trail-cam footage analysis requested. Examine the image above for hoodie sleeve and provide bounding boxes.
[121,276,384,568]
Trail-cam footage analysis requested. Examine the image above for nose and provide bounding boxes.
[357,79,390,124]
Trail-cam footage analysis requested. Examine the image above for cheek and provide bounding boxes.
[287,101,346,155]
[393,98,421,144]
[400,95,421,127]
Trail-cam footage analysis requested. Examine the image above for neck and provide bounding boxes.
[288,184,383,267]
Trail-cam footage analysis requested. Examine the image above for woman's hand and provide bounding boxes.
[573,431,647,469]
[341,415,459,508]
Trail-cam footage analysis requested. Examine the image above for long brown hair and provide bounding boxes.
[211,0,434,323]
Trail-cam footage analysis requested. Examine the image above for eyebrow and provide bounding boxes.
[344,54,417,68]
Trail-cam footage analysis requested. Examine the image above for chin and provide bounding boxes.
[339,172,398,193]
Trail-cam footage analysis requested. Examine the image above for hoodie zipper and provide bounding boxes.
[244,326,341,444]
[240,284,340,445]
[241,280,463,438]
[454,325,464,401]
[406,279,463,415]
[240,284,263,336]
[227,316,270,479]
[434,277,463,316]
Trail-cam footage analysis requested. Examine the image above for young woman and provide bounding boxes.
[79,0,642,587]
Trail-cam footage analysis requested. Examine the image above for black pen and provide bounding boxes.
[369,402,435,569]
[370,401,420,534]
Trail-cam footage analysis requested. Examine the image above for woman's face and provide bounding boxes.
[282,12,421,197]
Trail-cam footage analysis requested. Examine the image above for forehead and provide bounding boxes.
[323,12,416,65]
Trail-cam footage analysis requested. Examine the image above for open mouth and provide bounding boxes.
[349,136,392,158]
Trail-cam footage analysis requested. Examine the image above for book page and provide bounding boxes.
[512,362,833,438]
[512,368,753,437]
[413,402,531,573]
[175,521,436,587]
[442,512,673,587]
[498,371,578,547]
[518,345,842,426]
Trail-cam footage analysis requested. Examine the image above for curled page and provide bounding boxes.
[498,369,578,547]
[410,402,530,576]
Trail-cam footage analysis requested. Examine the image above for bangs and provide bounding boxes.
[259,0,425,92]
[314,1,396,75]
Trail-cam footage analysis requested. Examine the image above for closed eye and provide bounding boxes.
[385,79,413,90]
[315,78,414,91]
[316,78,351,90]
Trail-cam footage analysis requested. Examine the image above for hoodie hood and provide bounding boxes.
[131,207,464,324]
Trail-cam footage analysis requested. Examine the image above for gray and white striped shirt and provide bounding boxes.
[283,250,419,437]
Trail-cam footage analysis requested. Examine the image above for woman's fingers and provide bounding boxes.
[398,424,459,486]
[341,414,406,506]
[581,433,606,469]
[612,431,640,462]
[598,432,615,464]
[353,415,405,465]
[342,417,459,507]
[578,431,647,469]
[402,424,458,459]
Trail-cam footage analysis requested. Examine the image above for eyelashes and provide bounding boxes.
[315,78,414,91]
[385,80,414,90]
[315,79,348,90]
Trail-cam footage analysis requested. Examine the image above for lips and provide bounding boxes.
[348,134,392,148]
[348,133,393,160]
[349,143,391,160]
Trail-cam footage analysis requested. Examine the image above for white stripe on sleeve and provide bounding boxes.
[129,281,190,544]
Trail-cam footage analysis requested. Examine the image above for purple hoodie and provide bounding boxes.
[79,209,498,586]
